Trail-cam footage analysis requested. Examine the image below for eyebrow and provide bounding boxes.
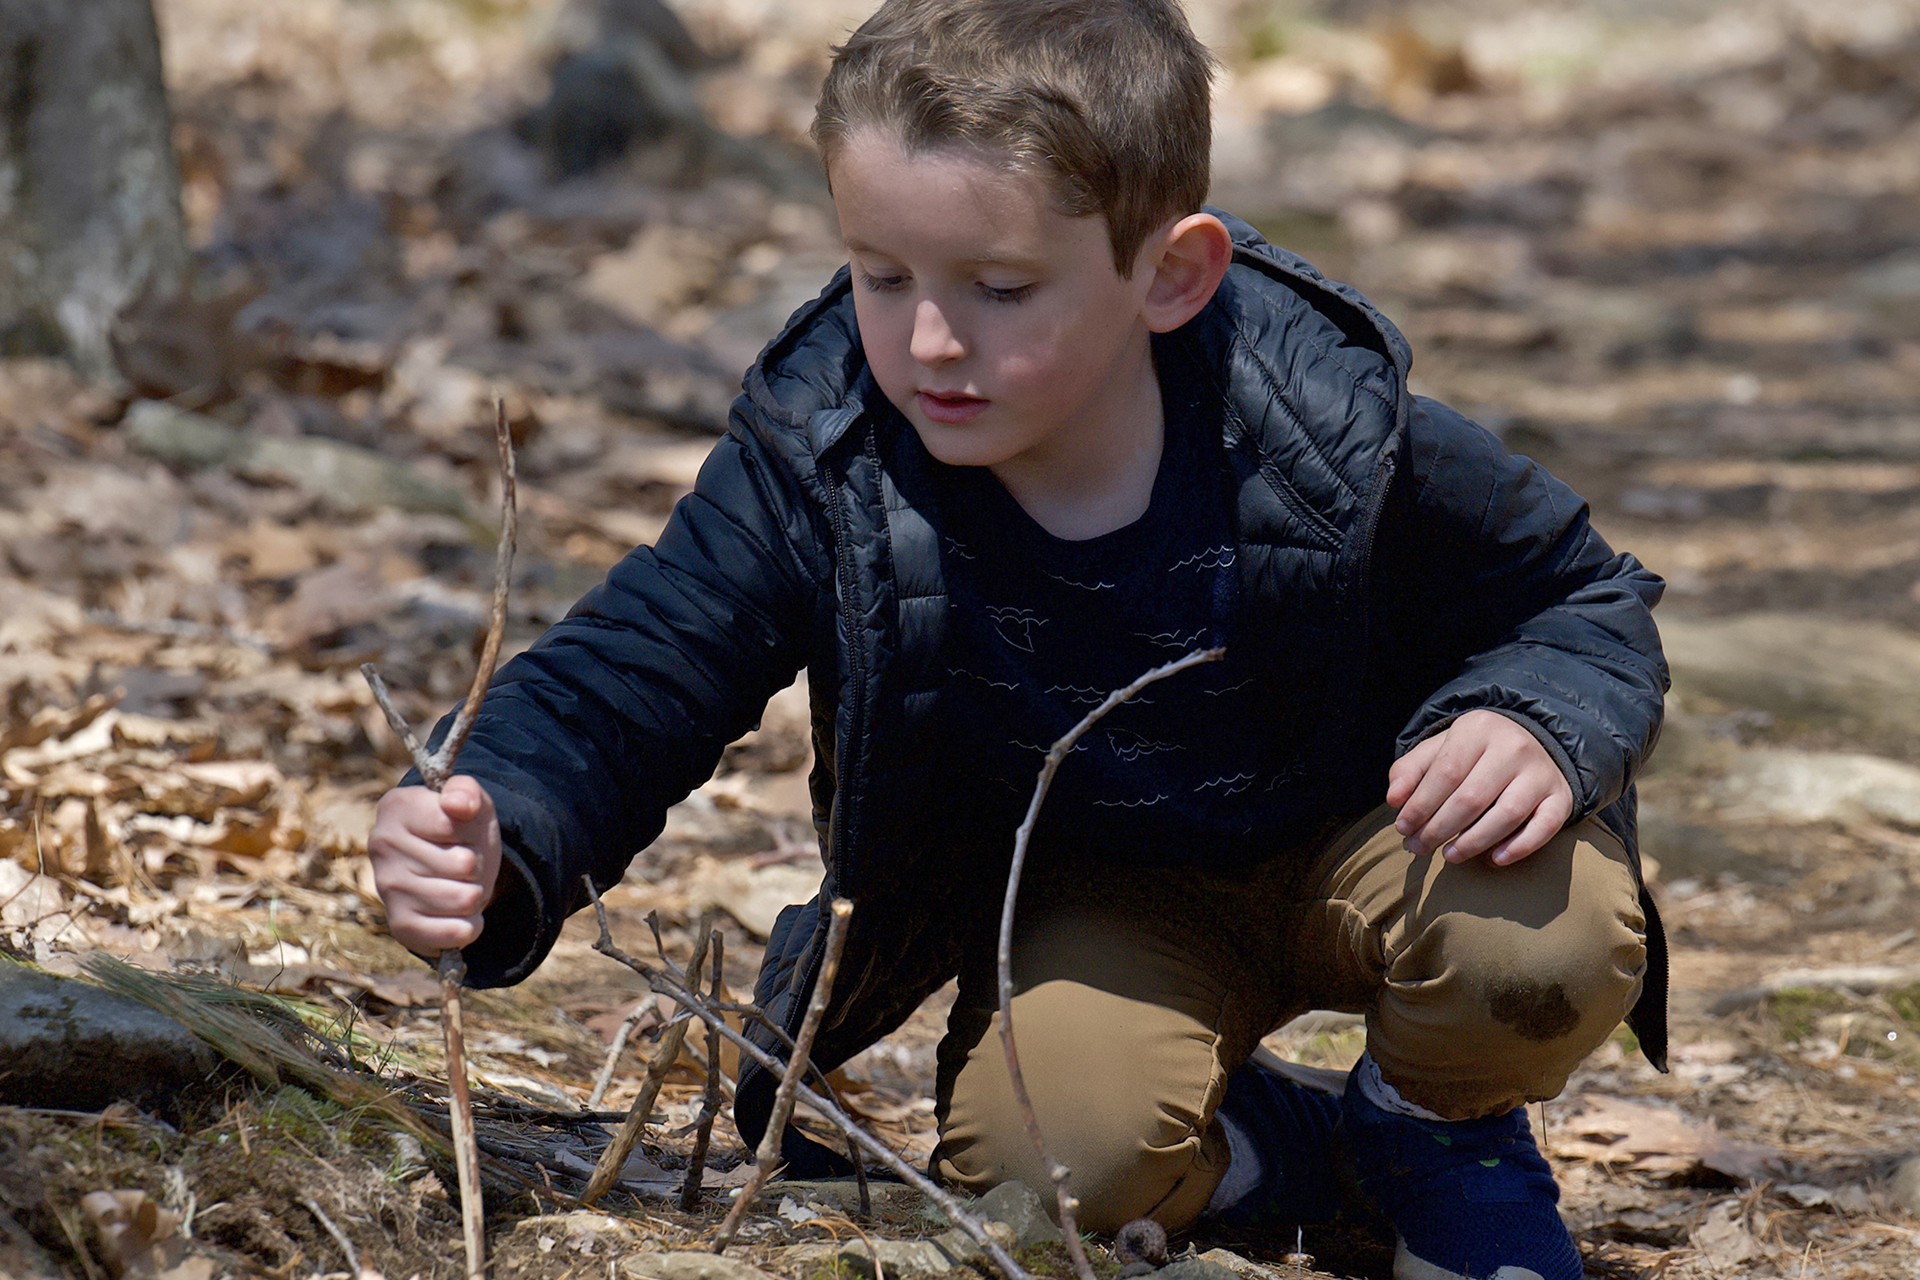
[843,238,1048,273]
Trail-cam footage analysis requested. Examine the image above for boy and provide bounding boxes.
[370,2,1667,1276]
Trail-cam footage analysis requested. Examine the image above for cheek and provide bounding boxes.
[852,296,914,387]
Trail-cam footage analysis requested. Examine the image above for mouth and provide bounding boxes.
[917,390,988,424]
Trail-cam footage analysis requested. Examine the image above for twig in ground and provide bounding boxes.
[579,928,713,1208]
[712,898,853,1252]
[358,399,519,1280]
[300,1196,360,1277]
[587,994,659,1111]
[679,929,727,1212]
[999,647,1224,1280]
[581,878,1033,1280]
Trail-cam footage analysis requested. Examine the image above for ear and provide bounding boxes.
[1141,212,1233,333]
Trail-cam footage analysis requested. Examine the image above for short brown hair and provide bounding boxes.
[812,0,1215,277]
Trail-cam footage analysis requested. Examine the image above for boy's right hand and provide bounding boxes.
[368,776,501,955]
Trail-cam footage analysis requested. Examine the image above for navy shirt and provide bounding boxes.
[931,335,1308,869]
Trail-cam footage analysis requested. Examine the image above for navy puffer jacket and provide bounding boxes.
[420,213,1669,1170]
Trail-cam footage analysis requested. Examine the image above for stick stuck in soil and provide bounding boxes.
[712,896,853,1253]
[579,927,713,1208]
[998,647,1224,1280]
[358,400,519,1280]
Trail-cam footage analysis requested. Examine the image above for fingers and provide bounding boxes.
[369,779,501,954]
[1389,710,1575,866]
[384,901,485,954]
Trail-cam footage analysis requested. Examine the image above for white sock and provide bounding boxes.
[1356,1052,1449,1122]
[1203,1111,1263,1214]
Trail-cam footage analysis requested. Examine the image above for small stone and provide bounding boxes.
[810,1223,1016,1279]
[1150,1259,1244,1280]
[972,1180,1065,1248]
[621,1252,782,1280]
[0,961,216,1110]
[1890,1156,1920,1217]
[1196,1248,1282,1280]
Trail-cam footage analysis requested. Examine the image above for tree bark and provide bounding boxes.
[0,0,186,383]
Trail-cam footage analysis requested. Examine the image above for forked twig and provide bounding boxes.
[713,897,853,1252]
[581,879,1033,1280]
[999,647,1225,1280]
[363,401,519,792]
[359,400,519,1280]
[679,929,727,1212]
[579,928,713,1208]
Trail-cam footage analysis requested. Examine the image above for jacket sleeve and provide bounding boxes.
[408,414,833,987]
[1376,396,1668,820]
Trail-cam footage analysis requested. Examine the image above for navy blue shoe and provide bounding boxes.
[1203,1053,1346,1229]
[1341,1068,1582,1280]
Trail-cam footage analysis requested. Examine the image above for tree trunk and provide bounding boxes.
[0,0,186,383]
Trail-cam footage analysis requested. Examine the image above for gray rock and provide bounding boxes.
[1661,613,1920,741]
[1889,1155,1920,1218]
[1712,749,1920,828]
[973,1179,1065,1248]
[786,1222,1017,1279]
[125,400,475,522]
[0,961,216,1110]
[622,1253,781,1280]
[1151,1259,1244,1280]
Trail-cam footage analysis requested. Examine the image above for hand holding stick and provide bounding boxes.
[360,401,519,1280]
[998,647,1225,1280]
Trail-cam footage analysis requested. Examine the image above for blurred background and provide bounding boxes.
[6,1,1920,1275]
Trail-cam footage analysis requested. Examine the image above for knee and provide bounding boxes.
[934,983,1228,1233]
[1372,825,1647,1112]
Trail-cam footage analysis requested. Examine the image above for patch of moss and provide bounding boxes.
[1767,987,1850,1042]
[1889,983,1920,1026]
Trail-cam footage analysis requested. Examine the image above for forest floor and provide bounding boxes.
[6,0,1920,1276]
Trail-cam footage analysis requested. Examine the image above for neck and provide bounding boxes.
[990,336,1164,541]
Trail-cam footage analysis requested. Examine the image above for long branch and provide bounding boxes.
[998,646,1225,1280]
[712,898,853,1252]
[358,399,520,1280]
[581,880,1031,1280]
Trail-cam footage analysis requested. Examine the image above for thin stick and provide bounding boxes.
[358,399,519,1280]
[579,929,713,1208]
[587,995,658,1111]
[679,930,727,1212]
[299,1196,360,1277]
[581,880,1032,1280]
[713,898,853,1252]
[437,949,486,1275]
[998,647,1224,1280]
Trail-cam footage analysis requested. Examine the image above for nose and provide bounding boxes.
[909,297,965,366]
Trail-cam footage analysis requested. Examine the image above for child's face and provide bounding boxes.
[829,129,1162,484]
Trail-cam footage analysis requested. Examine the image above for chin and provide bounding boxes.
[908,424,1017,470]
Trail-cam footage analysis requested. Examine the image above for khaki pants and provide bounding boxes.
[930,807,1647,1232]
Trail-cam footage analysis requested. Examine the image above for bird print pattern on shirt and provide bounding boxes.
[924,333,1314,862]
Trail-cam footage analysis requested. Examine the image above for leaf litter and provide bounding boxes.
[9,0,1920,1276]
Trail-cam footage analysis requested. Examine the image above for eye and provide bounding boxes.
[979,282,1036,304]
[857,269,908,294]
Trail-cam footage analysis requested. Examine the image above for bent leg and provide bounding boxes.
[1310,807,1647,1118]
[931,912,1242,1233]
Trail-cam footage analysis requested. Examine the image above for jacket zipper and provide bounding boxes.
[783,429,873,1041]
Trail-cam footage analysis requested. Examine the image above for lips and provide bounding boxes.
[918,390,988,424]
